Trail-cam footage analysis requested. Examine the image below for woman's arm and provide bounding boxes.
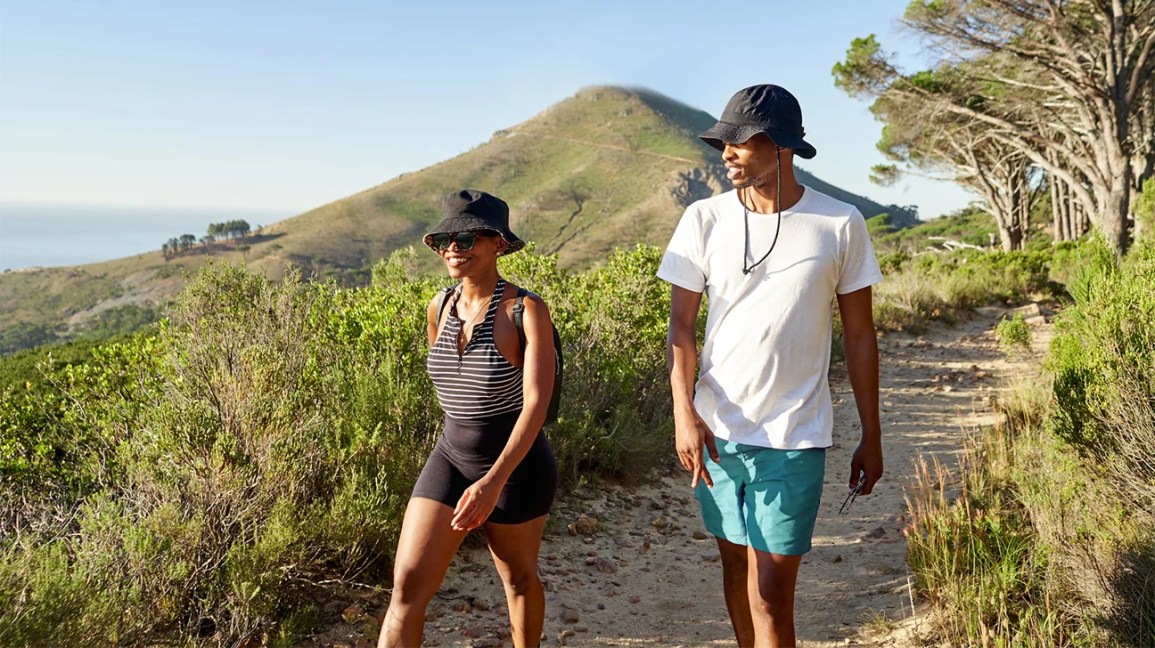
[427,293,443,346]
[450,291,555,531]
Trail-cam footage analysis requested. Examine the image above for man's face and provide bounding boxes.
[721,133,783,189]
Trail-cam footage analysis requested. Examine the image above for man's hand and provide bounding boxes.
[849,439,883,495]
[675,409,720,488]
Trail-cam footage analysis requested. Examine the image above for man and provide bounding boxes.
[658,84,884,648]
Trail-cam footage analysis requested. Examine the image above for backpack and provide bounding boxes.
[436,285,563,425]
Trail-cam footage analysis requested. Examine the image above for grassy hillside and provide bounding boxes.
[0,85,915,354]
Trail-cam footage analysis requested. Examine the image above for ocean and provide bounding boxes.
[0,204,294,271]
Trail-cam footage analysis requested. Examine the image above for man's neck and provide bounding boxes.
[742,178,804,214]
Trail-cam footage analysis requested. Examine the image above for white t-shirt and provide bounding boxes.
[657,186,882,449]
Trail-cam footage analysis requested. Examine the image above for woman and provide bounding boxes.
[378,189,559,648]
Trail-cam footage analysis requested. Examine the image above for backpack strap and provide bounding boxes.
[436,285,457,327]
[512,287,528,348]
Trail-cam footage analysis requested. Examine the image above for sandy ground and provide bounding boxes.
[305,304,1049,648]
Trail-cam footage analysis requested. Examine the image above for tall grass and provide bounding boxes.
[903,238,1155,646]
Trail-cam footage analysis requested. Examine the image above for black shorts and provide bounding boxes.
[411,412,558,525]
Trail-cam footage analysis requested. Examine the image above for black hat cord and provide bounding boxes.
[741,146,783,275]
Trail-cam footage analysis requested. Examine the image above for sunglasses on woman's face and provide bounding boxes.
[429,229,499,252]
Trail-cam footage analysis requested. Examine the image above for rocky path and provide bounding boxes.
[305,304,1049,648]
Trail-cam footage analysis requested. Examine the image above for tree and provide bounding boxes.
[836,1,1155,255]
[866,68,1042,250]
[163,237,181,260]
[208,220,252,240]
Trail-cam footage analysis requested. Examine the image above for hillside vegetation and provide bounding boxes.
[1,237,1058,646]
[0,86,914,356]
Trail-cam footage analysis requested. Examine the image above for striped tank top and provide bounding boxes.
[426,278,524,421]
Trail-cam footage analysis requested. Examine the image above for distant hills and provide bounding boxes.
[0,86,917,354]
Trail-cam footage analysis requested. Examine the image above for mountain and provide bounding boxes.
[0,86,916,353]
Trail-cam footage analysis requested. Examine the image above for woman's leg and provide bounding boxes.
[378,497,468,648]
[484,514,548,648]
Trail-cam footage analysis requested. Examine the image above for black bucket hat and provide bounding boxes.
[699,84,817,159]
[423,189,525,255]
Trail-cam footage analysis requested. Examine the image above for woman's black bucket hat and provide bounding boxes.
[699,84,817,159]
[423,189,525,255]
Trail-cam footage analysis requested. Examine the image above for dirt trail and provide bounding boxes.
[307,304,1049,648]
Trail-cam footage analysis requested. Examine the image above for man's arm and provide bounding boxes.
[836,286,883,495]
[668,285,719,488]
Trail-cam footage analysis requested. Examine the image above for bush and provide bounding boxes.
[995,313,1032,353]
[1047,240,1155,457]
[905,239,1155,647]
[0,246,683,645]
[501,243,674,480]
[872,248,1049,333]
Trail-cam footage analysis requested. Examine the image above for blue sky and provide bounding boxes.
[0,1,974,219]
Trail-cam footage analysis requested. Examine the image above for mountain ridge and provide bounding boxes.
[0,85,916,354]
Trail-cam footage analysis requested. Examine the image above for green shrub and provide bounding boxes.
[0,322,57,356]
[872,248,1050,332]
[0,246,684,644]
[75,304,158,340]
[995,312,1032,353]
[1135,177,1155,244]
[1047,240,1155,455]
[501,243,674,479]
[906,239,1155,647]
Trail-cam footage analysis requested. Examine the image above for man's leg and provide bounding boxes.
[696,438,757,646]
[746,548,803,648]
[716,536,755,647]
[742,447,825,648]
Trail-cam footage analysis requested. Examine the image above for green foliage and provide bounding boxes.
[0,336,109,393]
[1047,240,1155,456]
[907,240,1155,646]
[832,35,889,97]
[1134,177,1155,244]
[906,466,1060,643]
[873,247,1049,333]
[995,312,1032,353]
[0,246,682,644]
[874,206,997,253]
[75,304,158,340]
[207,219,252,239]
[905,439,1100,646]
[0,322,57,356]
[908,69,944,92]
[499,243,674,479]
[865,213,896,237]
[1,229,1086,644]
[869,163,902,186]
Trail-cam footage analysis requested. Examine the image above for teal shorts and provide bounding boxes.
[696,438,826,556]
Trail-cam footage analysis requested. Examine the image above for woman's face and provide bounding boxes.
[434,229,506,279]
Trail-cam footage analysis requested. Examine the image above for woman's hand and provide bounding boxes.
[451,477,503,531]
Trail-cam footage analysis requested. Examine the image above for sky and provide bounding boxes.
[0,0,976,220]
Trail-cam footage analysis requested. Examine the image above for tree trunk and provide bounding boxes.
[1101,181,1133,256]
[1052,176,1068,242]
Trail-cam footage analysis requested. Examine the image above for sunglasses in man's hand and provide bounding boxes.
[839,473,867,515]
